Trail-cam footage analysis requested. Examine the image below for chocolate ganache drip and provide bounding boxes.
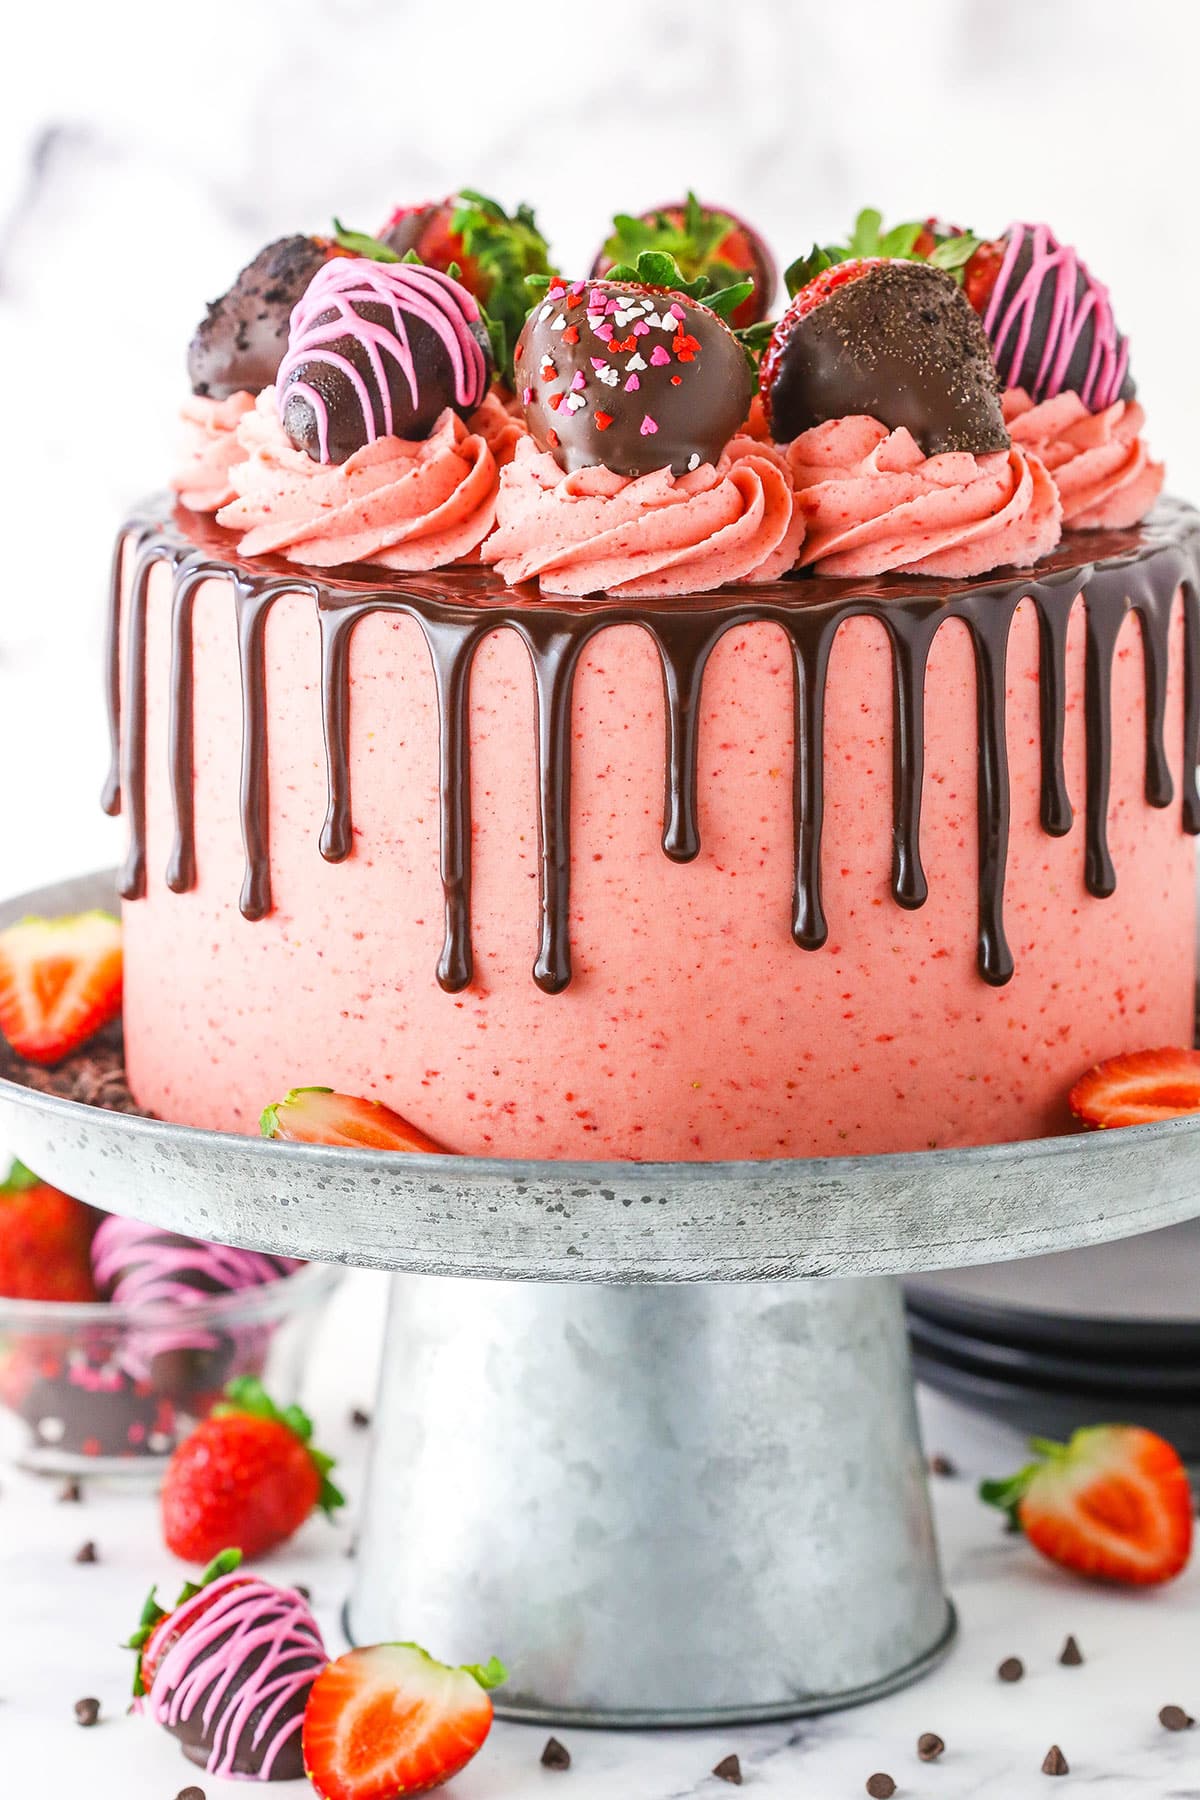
[104,501,1200,994]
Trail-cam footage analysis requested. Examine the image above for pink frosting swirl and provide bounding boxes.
[216,388,506,569]
[483,435,803,596]
[784,416,1062,577]
[170,393,256,513]
[1002,387,1164,530]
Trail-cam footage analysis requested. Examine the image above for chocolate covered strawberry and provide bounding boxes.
[592,192,776,329]
[1070,1047,1200,1129]
[303,1643,507,1800]
[0,1161,97,1301]
[377,189,555,380]
[260,1087,449,1152]
[982,1426,1193,1585]
[761,257,1008,455]
[160,1376,343,1563]
[188,234,354,401]
[0,910,122,1067]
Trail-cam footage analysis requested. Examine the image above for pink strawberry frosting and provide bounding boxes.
[1002,388,1164,530]
[171,393,256,514]
[216,388,520,570]
[784,416,1062,577]
[483,435,804,596]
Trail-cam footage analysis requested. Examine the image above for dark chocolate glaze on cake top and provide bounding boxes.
[103,499,1200,996]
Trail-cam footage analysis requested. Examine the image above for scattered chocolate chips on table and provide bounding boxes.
[350,1407,372,1430]
[865,1775,896,1799]
[57,1479,82,1504]
[712,1752,742,1784]
[1058,1634,1083,1666]
[73,1539,98,1564]
[541,1736,571,1770]
[73,1696,100,1727]
[998,1656,1025,1683]
[1159,1704,1195,1731]
[928,1453,957,1478]
[1042,1745,1069,1776]
[176,1788,206,1800]
[917,1731,945,1761]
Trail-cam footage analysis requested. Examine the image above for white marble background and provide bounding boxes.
[2,0,1199,895]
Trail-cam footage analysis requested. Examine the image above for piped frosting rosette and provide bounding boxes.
[171,392,256,513]
[1002,388,1163,530]
[216,389,520,569]
[483,434,804,596]
[784,416,1063,578]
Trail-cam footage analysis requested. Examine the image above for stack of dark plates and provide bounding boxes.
[906,1220,1200,1455]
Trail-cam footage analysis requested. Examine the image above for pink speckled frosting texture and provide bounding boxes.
[483,434,803,595]
[171,393,256,513]
[141,1573,324,1780]
[216,390,514,569]
[784,416,1062,576]
[1002,388,1164,530]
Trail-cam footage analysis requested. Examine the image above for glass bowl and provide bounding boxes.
[0,1262,341,1478]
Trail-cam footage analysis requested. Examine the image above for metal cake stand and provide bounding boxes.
[4,870,1200,1725]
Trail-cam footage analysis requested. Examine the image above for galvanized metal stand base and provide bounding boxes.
[348,1273,955,1723]
[8,875,1200,1724]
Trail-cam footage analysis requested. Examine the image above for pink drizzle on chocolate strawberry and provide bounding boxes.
[983,224,1133,411]
[141,1572,324,1780]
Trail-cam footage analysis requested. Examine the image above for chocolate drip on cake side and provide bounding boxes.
[103,501,1200,994]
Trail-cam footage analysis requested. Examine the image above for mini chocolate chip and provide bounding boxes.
[1042,1745,1069,1776]
[351,1407,372,1429]
[541,1737,571,1770]
[866,1776,896,1799]
[929,1453,957,1478]
[998,1656,1025,1683]
[176,1788,207,1800]
[294,1584,311,1601]
[1059,1635,1083,1666]
[73,1696,100,1727]
[917,1732,945,1761]
[74,1540,97,1564]
[712,1753,742,1785]
[58,1479,82,1504]
[1159,1704,1195,1731]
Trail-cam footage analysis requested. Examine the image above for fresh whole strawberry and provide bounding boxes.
[0,1159,97,1301]
[126,1546,246,1696]
[961,235,1008,313]
[592,191,777,328]
[303,1642,507,1800]
[1069,1047,1200,1129]
[160,1376,343,1563]
[982,1426,1194,1585]
[0,911,122,1067]
[260,1087,449,1152]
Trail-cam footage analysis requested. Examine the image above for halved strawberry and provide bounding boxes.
[0,911,122,1067]
[981,1426,1194,1586]
[303,1643,506,1800]
[260,1088,449,1153]
[1069,1047,1200,1129]
[0,1159,97,1301]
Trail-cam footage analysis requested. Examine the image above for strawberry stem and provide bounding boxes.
[212,1378,345,1517]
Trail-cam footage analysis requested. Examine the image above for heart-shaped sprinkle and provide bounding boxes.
[650,345,672,366]
[624,373,641,392]
[626,353,647,372]
[641,415,659,435]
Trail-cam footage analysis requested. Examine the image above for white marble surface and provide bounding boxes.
[1,1270,1197,1800]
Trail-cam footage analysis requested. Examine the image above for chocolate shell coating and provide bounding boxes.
[986,225,1135,406]
[765,260,1009,456]
[515,281,752,478]
[171,1630,310,1779]
[188,236,335,401]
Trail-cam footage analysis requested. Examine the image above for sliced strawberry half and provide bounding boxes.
[0,911,122,1067]
[260,1087,449,1153]
[304,1643,506,1800]
[981,1426,1194,1586]
[1069,1047,1200,1129]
